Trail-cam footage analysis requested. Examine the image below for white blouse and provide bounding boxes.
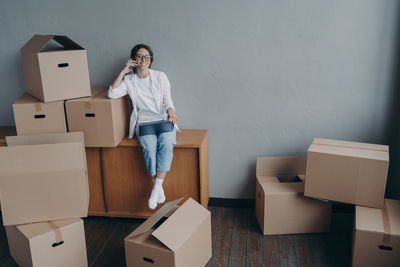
[108,69,177,138]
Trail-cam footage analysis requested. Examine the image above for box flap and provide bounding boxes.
[261,182,304,195]
[21,35,84,54]
[152,198,211,252]
[66,88,108,103]
[6,132,87,173]
[21,35,54,54]
[16,218,81,239]
[13,93,41,105]
[125,197,184,240]
[50,35,84,50]
[6,132,84,147]
[309,138,389,161]
[356,199,400,236]
[298,174,306,182]
[0,142,85,175]
[256,156,306,176]
[256,175,279,184]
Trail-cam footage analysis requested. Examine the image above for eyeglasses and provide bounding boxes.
[136,54,152,61]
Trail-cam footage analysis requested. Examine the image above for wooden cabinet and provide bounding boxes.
[0,127,209,218]
[96,129,209,218]
[86,148,106,214]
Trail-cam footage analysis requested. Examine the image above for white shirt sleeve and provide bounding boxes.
[108,76,129,99]
[161,72,175,112]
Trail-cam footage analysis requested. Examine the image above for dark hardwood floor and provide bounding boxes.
[0,205,353,267]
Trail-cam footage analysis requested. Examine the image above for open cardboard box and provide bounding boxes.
[6,218,87,267]
[21,35,91,103]
[13,93,67,135]
[124,197,212,267]
[255,156,331,235]
[352,198,400,267]
[305,138,389,208]
[65,88,129,147]
[0,132,89,226]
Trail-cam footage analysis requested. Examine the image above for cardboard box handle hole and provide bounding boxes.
[34,114,46,119]
[51,241,64,247]
[378,245,392,251]
[143,257,154,263]
[85,113,96,118]
[58,63,69,68]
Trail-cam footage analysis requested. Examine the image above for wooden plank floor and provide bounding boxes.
[0,206,353,267]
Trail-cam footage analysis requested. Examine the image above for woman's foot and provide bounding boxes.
[152,178,166,204]
[148,177,164,209]
[157,186,166,204]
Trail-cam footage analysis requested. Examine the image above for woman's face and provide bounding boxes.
[135,48,151,71]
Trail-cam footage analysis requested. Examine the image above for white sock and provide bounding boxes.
[149,177,164,209]
[152,177,166,204]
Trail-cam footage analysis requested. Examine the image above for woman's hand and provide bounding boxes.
[122,59,137,75]
[167,108,178,124]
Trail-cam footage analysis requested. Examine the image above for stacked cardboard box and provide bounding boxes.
[14,35,129,147]
[14,35,90,136]
[305,138,389,208]
[0,132,89,266]
[21,35,91,103]
[5,33,131,266]
[255,138,398,266]
[303,138,397,266]
[66,88,130,147]
[352,199,400,267]
[13,93,67,135]
[255,156,331,235]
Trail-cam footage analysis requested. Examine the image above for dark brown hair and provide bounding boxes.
[130,44,153,67]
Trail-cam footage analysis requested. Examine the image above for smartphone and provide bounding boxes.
[131,57,137,74]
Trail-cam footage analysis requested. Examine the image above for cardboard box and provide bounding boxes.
[255,156,331,235]
[5,132,88,177]
[124,197,212,267]
[305,138,389,208]
[65,88,129,147]
[352,199,400,267]
[6,218,87,267]
[13,93,67,135]
[21,35,91,102]
[0,133,89,226]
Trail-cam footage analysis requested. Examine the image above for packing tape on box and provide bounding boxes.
[381,201,391,244]
[47,221,63,243]
[34,103,42,112]
[312,142,388,153]
[85,102,91,109]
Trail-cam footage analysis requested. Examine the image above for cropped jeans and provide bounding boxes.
[136,126,177,176]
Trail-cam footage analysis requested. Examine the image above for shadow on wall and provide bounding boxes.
[385,4,400,200]
[246,161,257,199]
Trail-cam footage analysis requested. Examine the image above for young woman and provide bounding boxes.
[108,44,178,210]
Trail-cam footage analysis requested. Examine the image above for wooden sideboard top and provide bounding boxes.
[0,126,16,144]
[0,127,207,148]
[118,129,207,148]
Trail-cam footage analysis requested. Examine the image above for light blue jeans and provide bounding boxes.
[136,126,177,176]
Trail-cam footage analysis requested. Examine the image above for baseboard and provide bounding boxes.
[208,197,354,214]
[208,198,255,208]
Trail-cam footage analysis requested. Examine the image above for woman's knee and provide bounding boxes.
[139,136,157,152]
[157,131,176,148]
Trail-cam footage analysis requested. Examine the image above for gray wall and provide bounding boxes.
[1,0,399,199]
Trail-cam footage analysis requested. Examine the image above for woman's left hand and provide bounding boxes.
[167,108,178,124]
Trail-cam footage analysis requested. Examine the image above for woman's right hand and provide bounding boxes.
[122,59,137,74]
